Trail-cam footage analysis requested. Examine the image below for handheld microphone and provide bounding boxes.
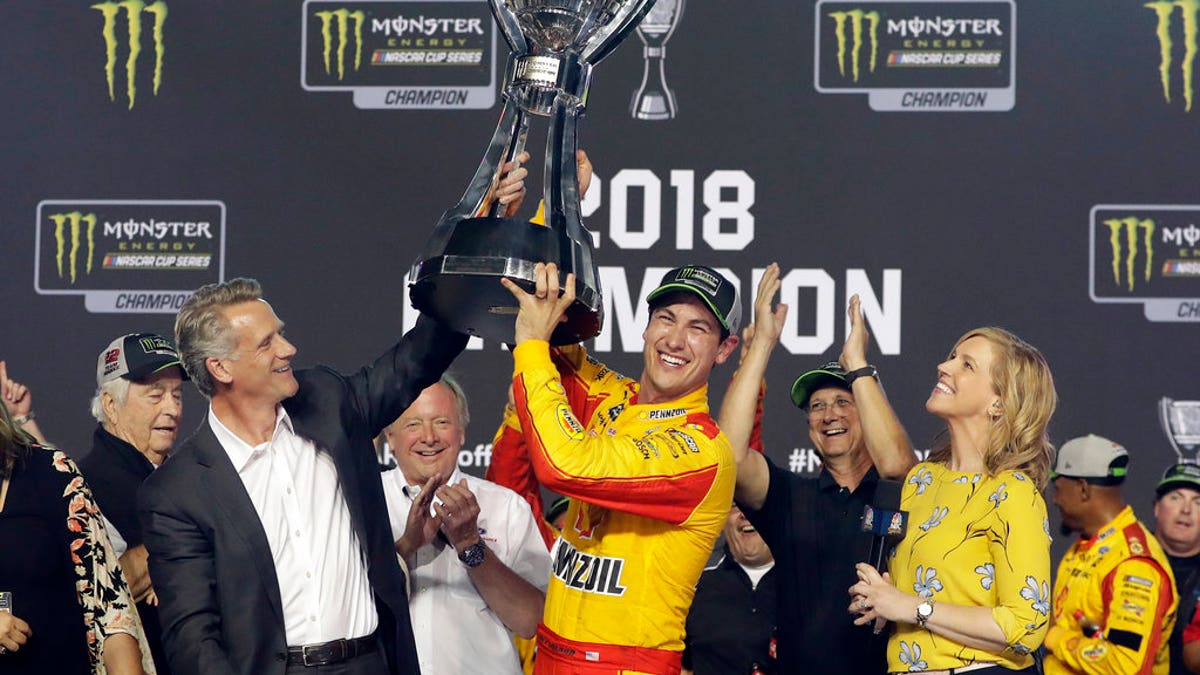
[861,479,907,570]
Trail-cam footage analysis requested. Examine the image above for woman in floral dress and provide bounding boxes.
[849,327,1056,674]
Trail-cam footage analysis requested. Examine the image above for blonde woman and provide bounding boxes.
[849,328,1056,674]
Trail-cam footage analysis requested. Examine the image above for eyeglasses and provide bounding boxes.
[806,398,855,416]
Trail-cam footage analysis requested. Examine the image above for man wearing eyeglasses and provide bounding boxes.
[718,279,918,675]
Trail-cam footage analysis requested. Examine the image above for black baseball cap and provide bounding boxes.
[789,361,850,408]
[1156,462,1200,498]
[646,265,742,335]
[96,333,187,386]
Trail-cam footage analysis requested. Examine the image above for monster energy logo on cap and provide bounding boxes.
[92,0,167,109]
[646,265,742,334]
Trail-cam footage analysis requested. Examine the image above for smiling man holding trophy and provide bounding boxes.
[408,1,742,672]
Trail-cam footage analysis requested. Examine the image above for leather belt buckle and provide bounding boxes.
[301,640,343,667]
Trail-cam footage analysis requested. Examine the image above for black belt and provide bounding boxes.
[286,633,377,667]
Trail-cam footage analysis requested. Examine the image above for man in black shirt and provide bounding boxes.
[683,504,777,674]
[1153,462,1200,675]
[718,266,916,675]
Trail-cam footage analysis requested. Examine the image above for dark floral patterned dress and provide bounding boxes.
[0,445,155,674]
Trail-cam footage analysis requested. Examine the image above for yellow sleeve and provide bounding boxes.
[988,474,1052,656]
[1049,558,1174,674]
[511,340,728,525]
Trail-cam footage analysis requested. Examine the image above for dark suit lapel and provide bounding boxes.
[191,423,286,628]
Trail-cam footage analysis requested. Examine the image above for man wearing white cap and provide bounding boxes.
[1046,434,1178,675]
[79,332,187,674]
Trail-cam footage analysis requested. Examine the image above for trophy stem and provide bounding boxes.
[631,47,675,120]
[545,91,602,328]
[487,113,531,218]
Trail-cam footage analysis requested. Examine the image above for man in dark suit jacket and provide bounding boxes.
[139,277,467,675]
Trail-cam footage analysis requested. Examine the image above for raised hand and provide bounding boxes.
[840,294,870,371]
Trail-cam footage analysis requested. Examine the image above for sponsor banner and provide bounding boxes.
[34,200,226,314]
[814,0,1015,111]
[1145,1,1200,111]
[91,0,169,109]
[301,0,497,109]
[1089,204,1200,322]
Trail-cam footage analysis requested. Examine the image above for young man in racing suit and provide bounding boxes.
[499,262,740,674]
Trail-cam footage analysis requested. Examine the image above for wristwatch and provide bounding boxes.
[458,541,487,568]
[916,599,935,627]
[844,365,878,387]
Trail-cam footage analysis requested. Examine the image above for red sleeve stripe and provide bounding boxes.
[515,373,719,525]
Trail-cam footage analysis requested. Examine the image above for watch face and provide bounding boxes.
[460,542,486,567]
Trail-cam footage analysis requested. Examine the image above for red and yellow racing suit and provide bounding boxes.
[509,341,735,674]
[1045,505,1177,674]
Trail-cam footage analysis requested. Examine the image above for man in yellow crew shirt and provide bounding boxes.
[500,262,739,675]
[1047,435,1177,674]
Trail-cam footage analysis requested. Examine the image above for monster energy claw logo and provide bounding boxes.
[830,9,880,82]
[49,212,98,284]
[93,0,167,109]
[1146,0,1200,110]
[316,9,366,80]
[1104,216,1155,291]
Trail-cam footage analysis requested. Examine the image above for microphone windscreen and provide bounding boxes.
[875,479,903,511]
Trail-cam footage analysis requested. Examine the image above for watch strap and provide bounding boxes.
[916,599,935,627]
[844,366,878,387]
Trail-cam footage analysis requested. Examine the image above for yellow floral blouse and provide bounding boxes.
[887,462,1051,672]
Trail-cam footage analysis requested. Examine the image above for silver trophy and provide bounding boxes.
[630,0,683,120]
[1160,397,1200,462]
[409,0,659,344]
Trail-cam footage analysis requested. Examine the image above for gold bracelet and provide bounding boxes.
[12,411,35,425]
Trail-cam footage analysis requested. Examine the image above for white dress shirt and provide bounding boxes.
[381,467,551,675]
[209,406,377,646]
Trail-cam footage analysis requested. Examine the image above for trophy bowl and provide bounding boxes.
[409,216,602,345]
[409,0,657,344]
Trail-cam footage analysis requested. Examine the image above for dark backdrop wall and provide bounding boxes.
[3,0,1198,564]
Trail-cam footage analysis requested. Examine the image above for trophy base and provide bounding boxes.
[409,216,602,345]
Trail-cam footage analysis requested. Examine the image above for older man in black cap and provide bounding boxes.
[1153,463,1200,674]
[79,332,187,674]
